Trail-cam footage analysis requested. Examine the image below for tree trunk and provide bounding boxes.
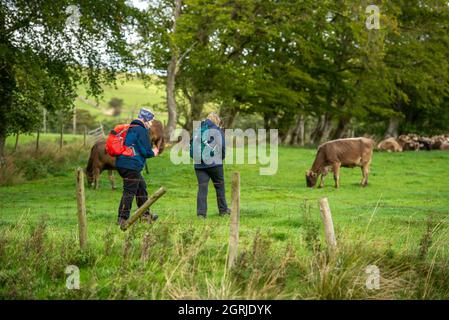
[190,95,204,129]
[299,116,305,146]
[59,112,64,150]
[72,106,77,135]
[384,117,400,138]
[332,117,351,140]
[290,115,305,146]
[43,108,47,133]
[220,106,239,128]
[311,113,332,145]
[36,130,40,152]
[14,133,19,151]
[0,14,15,164]
[166,55,178,140]
[182,85,205,132]
[0,132,5,165]
[165,0,182,141]
[283,127,294,145]
[263,114,270,130]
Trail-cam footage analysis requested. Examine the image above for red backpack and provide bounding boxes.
[105,124,137,157]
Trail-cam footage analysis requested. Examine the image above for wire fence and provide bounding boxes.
[1,172,446,228]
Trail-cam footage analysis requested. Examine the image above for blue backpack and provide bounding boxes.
[190,122,217,163]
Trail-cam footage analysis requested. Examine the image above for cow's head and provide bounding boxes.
[149,119,165,154]
[306,170,318,188]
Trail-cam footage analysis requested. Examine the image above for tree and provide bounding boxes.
[381,0,449,136]
[136,0,188,138]
[0,1,139,160]
[136,0,449,143]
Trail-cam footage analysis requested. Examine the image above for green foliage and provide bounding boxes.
[138,0,449,140]
[0,140,88,185]
[0,0,141,154]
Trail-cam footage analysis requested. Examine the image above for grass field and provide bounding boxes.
[75,76,167,123]
[1,142,449,299]
[5,133,83,148]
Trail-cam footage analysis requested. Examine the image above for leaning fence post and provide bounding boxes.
[76,168,88,250]
[121,187,167,231]
[318,197,337,253]
[228,172,240,269]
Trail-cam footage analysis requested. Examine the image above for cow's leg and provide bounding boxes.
[332,162,341,188]
[109,170,116,190]
[361,163,370,187]
[94,168,100,190]
[319,168,328,188]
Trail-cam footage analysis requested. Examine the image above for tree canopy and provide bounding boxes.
[0,0,140,158]
[139,0,449,142]
[1,0,448,157]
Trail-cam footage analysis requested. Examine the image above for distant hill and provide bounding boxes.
[75,75,168,124]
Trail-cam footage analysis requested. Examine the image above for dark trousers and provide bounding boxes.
[117,168,149,220]
[195,166,228,216]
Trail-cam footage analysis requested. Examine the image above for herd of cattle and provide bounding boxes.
[306,133,449,189]
[377,134,449,152]
[85,122,447,191]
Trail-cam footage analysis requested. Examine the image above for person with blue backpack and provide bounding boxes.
[115,108,159,226]
[190,113,231,218]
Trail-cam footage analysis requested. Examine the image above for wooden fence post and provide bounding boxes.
[83,126,87,147]
[121,187,167,231]
[228,172,240,269]
[35,130,40,152]
[14,133,19,152]
[76,168,87,250]
[318,197,337,253]
[141,232,151,263]
[60,123,64,150]
[73,106,77,135]
[43,108,47,133]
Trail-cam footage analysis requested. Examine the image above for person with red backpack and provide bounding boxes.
[113,108,159,227]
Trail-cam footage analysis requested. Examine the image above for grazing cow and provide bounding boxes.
[306,137,374,189]
[377,137,403,152]
[398,134,420,151]
[86,119,165,189]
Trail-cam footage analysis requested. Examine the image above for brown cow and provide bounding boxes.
[440,143,449,151]
[377,137,403,152]
[306,137,374,189]
[86,120,165,189]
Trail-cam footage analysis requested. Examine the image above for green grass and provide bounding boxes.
[75,76,167,123]
[5,133,83,148]
[1,143,449,299]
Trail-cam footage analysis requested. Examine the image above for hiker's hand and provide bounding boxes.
[153,147,159,156]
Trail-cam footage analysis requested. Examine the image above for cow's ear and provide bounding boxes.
[306,170,311,176]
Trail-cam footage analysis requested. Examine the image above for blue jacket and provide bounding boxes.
[115,119,154,172]
[190,119,226,169]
